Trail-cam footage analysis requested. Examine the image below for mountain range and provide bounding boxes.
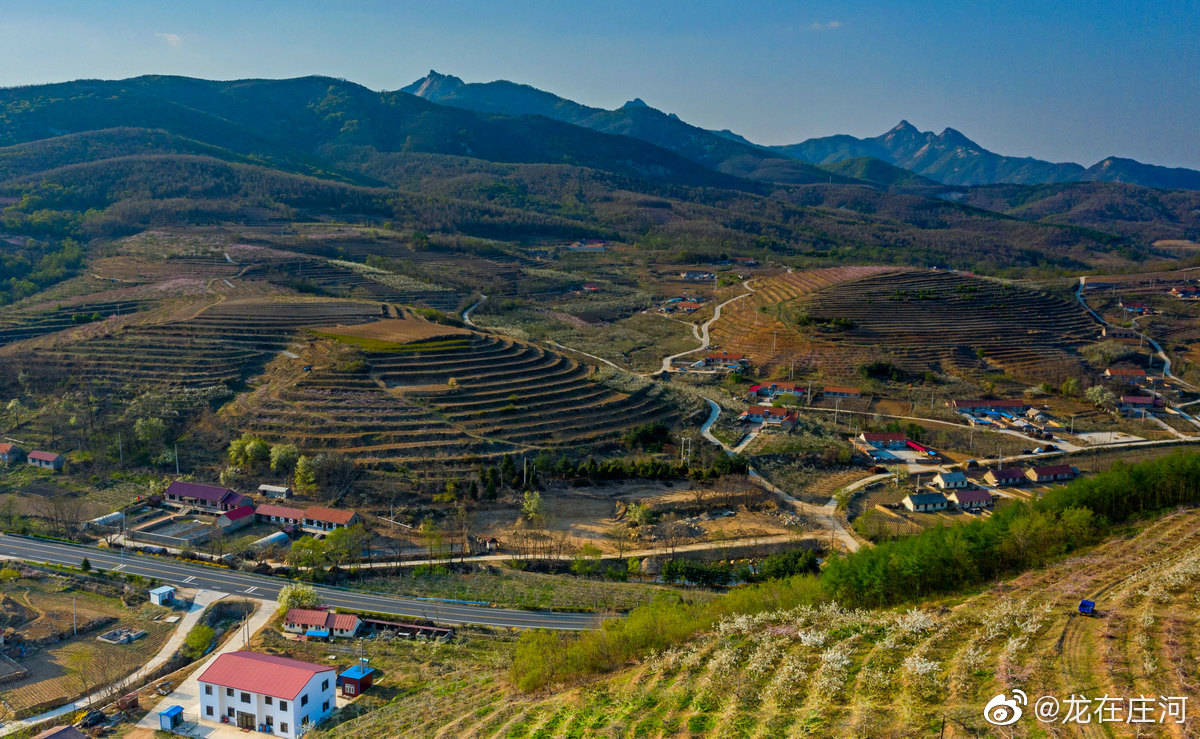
[404,71,1200,191]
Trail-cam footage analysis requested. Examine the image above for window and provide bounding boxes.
[321,679,329,691]
[279,700,287,711]
[227,707,235,718]
[280,723,288,734]
[302,715,310,726]
[226,688,234,697]
[322,700,329,712]
[204,685,212,695]
[265,696,272,706]
[240,692,251,704]
[205,706,213,717]
[301,694,308,707]
[265,716,273,727]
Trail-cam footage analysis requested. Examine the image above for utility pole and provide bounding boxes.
[73,595,77,636]
[175,443,180,476]
[117,432,123,467]
[834,398,841,428]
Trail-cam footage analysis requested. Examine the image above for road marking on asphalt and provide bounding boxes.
[183,576,196,583]
[113,564,126,571]
[244,586,257,594]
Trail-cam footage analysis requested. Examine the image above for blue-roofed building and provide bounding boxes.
[158,704,183,731]
[338,662,375,697]
[902,492,949,513]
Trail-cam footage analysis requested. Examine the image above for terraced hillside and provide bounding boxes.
[5,298,382,394]
[713,268,1097,382]
[0,298,154,347]
[320,507,1200,738]
[708,266,909,375]
[234,325,682,478]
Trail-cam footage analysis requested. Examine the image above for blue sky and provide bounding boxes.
[2,1,1198,168]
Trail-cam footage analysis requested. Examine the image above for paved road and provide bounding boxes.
[461,294,486,327]
[0,535,601,630]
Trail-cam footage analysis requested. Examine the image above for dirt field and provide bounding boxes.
[0,578,174,717]
[310,317,470,343]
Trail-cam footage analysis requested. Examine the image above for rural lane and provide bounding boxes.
[0,535,601,631]
[658,280,755,374]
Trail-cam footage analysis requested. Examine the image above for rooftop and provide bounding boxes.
[303,505,356,525]
[166,480,232,503]
[198,651,333,700]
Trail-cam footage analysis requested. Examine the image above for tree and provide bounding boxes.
[80,556,90,572]
[287,537,326,570]
[293,455,317,494]
[521,490,544,524]
[324,525,368,568]
[133,416,167,451]
[183,624,215,659]
[1085,385,1117,410]
[277,583,320,611]
[270,443,301,475]
[1060,376,1081,397]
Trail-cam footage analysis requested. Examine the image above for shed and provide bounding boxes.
[158,704,183,731]
[257,484,292,498]
[148,585,175,606]
[338,662,375,697]
[1078,599,1095,616]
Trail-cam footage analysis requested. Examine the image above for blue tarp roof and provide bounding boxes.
[305,629,330,637]
[340,664,375,679]
[160,705,183,718]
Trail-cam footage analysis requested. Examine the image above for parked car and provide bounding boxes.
[79,710,106,728]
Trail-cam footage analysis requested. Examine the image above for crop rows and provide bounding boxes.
[386,509,1200,738]
[0,299,154,347]
[251,259,462,312]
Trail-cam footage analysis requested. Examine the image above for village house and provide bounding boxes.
[26,450,64,472]
[902,492,949,512]
[1105,367,1146,383]
[746,382,804,403]
[1101,325,1140,340]
[1169,286,1200,299]
[216,505,256,532]
[0,443,24,465]
[1120,395,1158,415]
[679,270,716,281]
[948,488,994,511]
[822,385,861,398]
[738,406,798,431]
[983,467,1026,487]
[932,471,969,490]
[302,506,359,532]
[283,608,362,639]
[704,351,747,368]
[164,481,250,512]
[1025,465,1077,484]
[857,432,907,450]
[198,651,336,735]
[1119,300,1151,315]
[256,503,305,527]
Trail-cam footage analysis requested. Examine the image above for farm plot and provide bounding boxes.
[355,507,1200,738]
[0,579,174,718]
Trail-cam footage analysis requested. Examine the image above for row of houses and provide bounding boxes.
[0,443,65,471]
[982,464,1078,486]
[164,481,359,533]
[903,489,993,512]
[737,406,799,430]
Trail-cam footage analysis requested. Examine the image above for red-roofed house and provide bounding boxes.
[0,443,24,465]
[823,386,861,398]
[198,651,335,734]
[283,609,361,638]
[256,504,305,527]
[216,505,256,532]
[1026,465,1077,484]
[165,481,249,512]
[27,450,64,472]
[704,352,748,368]
[947,488,994,511]
[983,468,1025,487]
[746,382,803,403]
[857,432,907,450]
[738,406,798,430]
[302,506,359,532]
[1105,367,1146,383]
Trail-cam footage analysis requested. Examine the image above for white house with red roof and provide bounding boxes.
[0,443,24,465]
[198,651,335,735]
[27,450,64,472]
[738,405,798,430]
[283,608,361,638]
[216,505,256,532]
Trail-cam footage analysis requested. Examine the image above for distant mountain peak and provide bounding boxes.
[622,97,650,109]
[400,70,464,97]
[938,127,977,148]
[891,119,918,133]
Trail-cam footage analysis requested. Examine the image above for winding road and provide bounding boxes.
[658,280,756,374]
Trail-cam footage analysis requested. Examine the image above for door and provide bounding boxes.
[237,711,256,729]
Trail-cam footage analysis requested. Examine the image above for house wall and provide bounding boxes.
[199,673,334,736]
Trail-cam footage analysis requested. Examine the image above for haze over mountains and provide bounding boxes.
[405,71,1200,191]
